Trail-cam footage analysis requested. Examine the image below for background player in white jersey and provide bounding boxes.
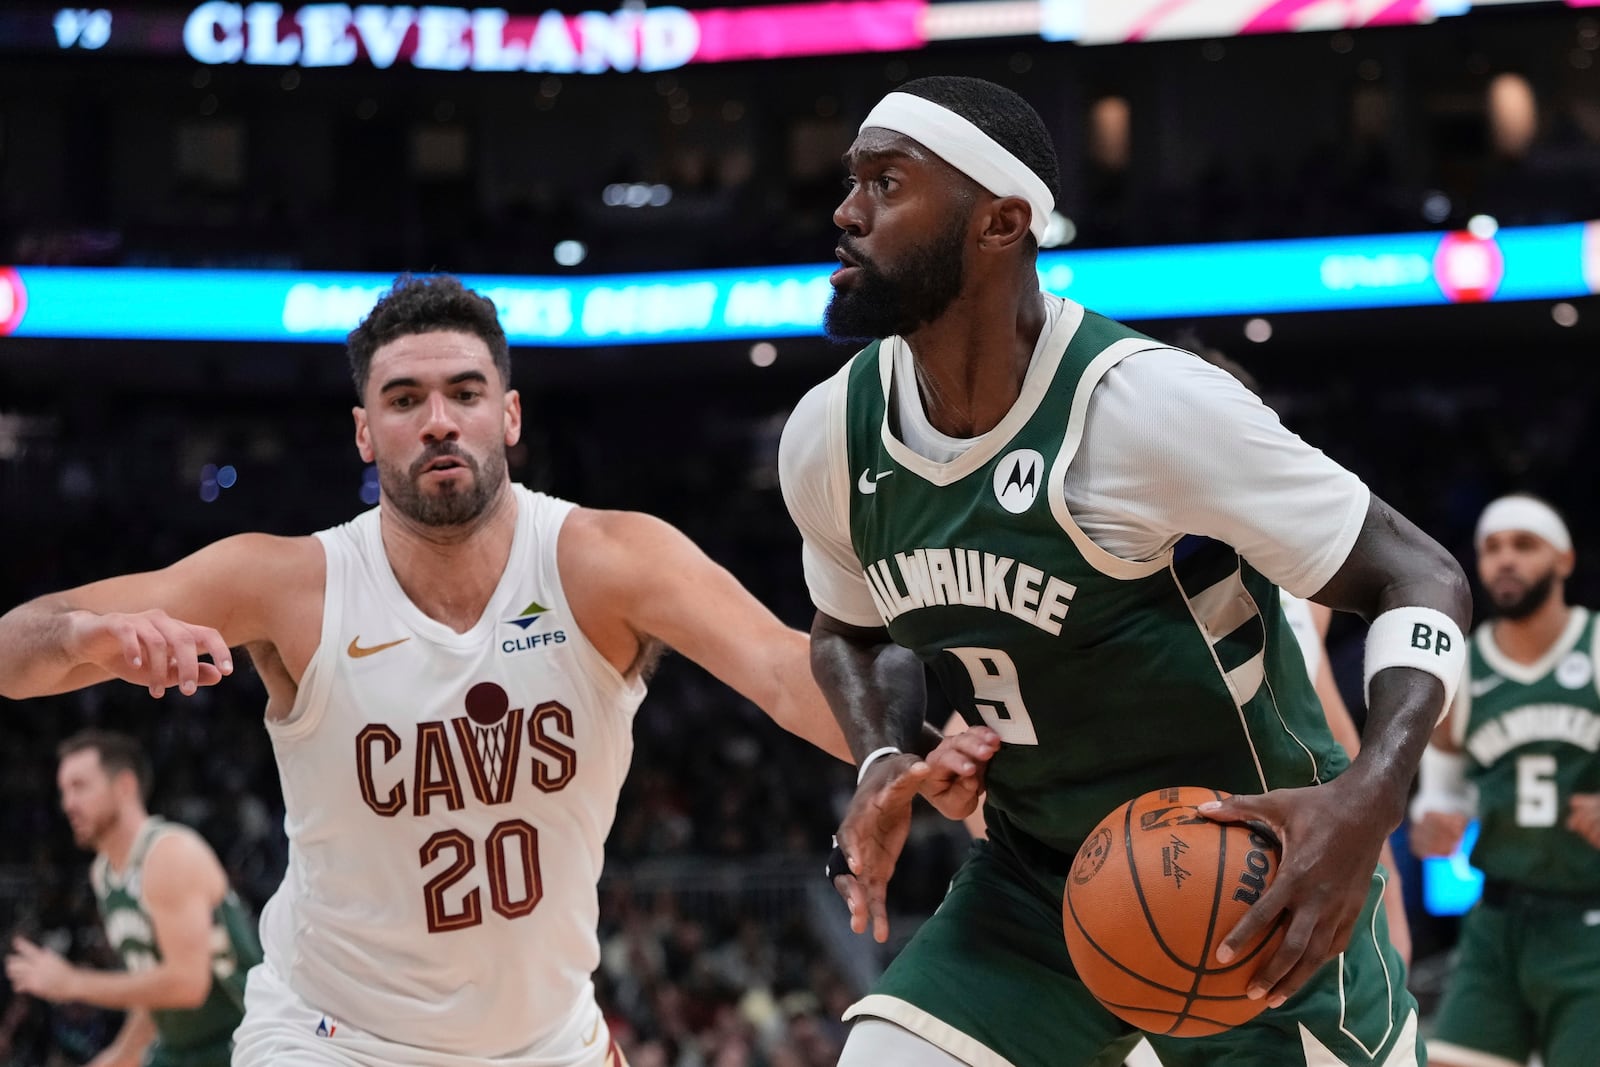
[1410,494,1600,1067]
[5,730,259,1067]
[0,274,990,1067]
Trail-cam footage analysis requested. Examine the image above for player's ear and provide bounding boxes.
[353,406,374,463]
[1557,548,1576,581]
[979,196,1033,252]
[503,389,522,448]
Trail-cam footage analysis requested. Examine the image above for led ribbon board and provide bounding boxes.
[7,1,1595,72]
[3,221,1596,344]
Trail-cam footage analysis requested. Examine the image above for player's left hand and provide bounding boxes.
[918,725,1000,820]
[1567,793,1600,849]
[5,937,79,1003]
[1199,778,1384,1008]
[832,753,931,944]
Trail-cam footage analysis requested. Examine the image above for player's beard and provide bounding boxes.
[380,443,506,527]
[1490,568,1557,621]
[825,214,969,343]
[70,806,118,851]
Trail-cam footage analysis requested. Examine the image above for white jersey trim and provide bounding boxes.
[1057,348,1369,595]
[1475,606,1589,686]
[878,298,1085,486]
[1048,339,1174,581]
[843,994,1018,1067]
[271,535,337,740]
[357,489,534,652]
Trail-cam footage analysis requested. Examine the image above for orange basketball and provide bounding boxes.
[1062,786,1286,1038]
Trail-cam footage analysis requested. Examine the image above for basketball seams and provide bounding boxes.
[1171,785,1230,1033]
[1065,785,1286,1039]
[1121,794,1207,975]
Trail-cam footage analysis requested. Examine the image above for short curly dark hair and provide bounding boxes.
[346,274,511,398]
[894,76,1062,207]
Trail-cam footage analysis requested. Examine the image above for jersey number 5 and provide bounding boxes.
[421,818,542,933]
[1515,754,1558,827]
[946,646,1039,745]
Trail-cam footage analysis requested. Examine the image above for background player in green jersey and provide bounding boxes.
[1411,494,1600,1067]
[780,75,1470,1066]
[5,730,260,1067]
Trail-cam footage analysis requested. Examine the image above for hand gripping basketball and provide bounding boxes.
[1063,786,1287,1037]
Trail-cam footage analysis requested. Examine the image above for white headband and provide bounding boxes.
[1476,496,1572,552]
[860,92,1054,244]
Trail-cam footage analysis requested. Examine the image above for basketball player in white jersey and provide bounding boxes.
[0,274,994,1067]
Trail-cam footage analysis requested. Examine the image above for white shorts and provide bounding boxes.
[233,961,625,1067]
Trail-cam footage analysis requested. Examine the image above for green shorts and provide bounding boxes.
[144,1036,234,1067]
[845,840,1418,1067]
[1430,886,1600,1067]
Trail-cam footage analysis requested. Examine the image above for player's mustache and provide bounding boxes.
[409,444,476,479]
[837,238,880,274]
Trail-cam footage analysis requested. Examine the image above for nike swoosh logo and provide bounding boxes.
[582,1017,602,1047]
[1469,675,1504,698]
[347,636,411,659]
[858,468,893,494]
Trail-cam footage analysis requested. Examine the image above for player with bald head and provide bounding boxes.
[780,75,1470,1065]
[1411,493,1600,1067]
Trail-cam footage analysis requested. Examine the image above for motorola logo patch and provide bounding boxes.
[993,449,1044,514]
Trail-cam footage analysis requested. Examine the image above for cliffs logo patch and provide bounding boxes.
[993,449,1044,514]
[506,600,551,630]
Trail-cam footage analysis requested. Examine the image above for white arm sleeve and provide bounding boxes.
[1063,349,1371,597]
[778,370,883,628]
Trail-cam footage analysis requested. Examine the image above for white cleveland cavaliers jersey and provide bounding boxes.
[257,485,645,1058]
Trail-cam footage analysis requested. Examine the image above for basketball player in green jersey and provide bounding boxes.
[5,730,260,1067]
[1411,494,1600,1067]
[779,75,1471,1066]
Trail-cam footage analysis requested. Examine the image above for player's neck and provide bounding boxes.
[903,288,1047,439]
[1492,598,1572,665]
[380,483,519,633]
[99,813,149,874]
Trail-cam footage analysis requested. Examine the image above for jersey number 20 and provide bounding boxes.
[421,819,541,933]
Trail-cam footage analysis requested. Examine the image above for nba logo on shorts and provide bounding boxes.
[315,1015,338,1038]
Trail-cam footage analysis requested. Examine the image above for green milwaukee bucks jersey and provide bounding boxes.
[1458,608,1600,893]
[842,311,1348,866]
[91,818,261,1052]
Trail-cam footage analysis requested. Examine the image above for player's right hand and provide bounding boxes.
[65,609,233,698]
[1408,810,1469,858]
[833,753,930,944]
[919,725,1000,820]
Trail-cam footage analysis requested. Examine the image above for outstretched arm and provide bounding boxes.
[560,508,853,762]
[0,533,319,701]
